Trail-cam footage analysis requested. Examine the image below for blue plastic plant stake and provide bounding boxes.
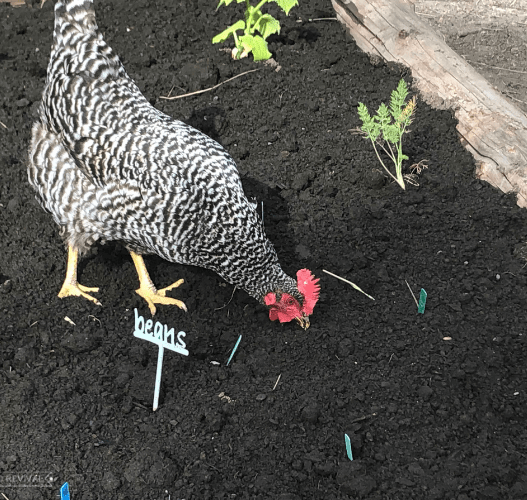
[227,335,242,366]
[418,288,427,314]
[344,434,353,461]
[60,482,70,500]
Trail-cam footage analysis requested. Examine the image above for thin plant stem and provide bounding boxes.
[377,140,394,161]
[250,0,269,34]
[370,140,400,185]
[396,123,409,186]
[385,140,395,159]
[255,0,268,11]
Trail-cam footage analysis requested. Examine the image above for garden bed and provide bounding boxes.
[1,0,526,499]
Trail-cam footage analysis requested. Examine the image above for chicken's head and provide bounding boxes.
[264,269,320,330]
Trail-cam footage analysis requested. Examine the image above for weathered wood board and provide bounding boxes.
[332,0,527,207]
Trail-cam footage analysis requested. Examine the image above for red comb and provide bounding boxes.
[297,269,320,315]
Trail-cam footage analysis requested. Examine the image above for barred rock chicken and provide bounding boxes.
[28,0,320,328]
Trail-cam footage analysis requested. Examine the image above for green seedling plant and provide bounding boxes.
[213,0,298,61]
[357,79,417,190]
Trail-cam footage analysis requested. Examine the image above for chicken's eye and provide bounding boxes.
[285,297,294,306]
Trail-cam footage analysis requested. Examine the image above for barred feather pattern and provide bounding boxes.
[28,0,300,303]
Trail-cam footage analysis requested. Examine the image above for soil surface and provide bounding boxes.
[1,1,527,499]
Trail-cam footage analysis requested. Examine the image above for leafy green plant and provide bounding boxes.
[357,79,418,190]
[212,0,298,61]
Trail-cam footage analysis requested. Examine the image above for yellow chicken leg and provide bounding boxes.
[58,246,101,305]
[130,251,187,316]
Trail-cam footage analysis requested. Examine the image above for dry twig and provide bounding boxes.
[214,286,237,310]
[469,60,527,75]
[272,374,281,391]
[323,269,375,301]
[405,280,419,307]
[160,69,261,100]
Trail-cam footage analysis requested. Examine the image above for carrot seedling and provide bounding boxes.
[213,0,299,61]
[357,79,417,190]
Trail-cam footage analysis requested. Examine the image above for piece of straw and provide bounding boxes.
[405,280,419,307]
[323,269,375,300]
[160,69,260,100]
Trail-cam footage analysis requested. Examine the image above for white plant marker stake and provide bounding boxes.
[132,309,189,411]
[153,345,165,411]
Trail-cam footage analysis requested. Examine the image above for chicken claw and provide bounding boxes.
[130,251,187,315]
[58,246,101,306]
[59,282,101,305]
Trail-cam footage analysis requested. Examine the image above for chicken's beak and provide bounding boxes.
[295,313,310,330]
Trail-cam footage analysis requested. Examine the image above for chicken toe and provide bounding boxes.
[59,281,101,305]
[135,285,187,316]
[58,246,101,306]
[130,251,187,315]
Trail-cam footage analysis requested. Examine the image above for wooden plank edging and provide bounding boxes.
[331,0,527,206]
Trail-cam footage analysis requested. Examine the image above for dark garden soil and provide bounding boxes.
[1,1,527,499]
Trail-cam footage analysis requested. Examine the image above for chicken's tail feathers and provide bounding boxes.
[54,0,98,41]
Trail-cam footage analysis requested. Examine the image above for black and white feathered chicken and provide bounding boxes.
[28,0,320,328]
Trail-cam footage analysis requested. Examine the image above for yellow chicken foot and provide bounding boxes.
[130,251,187,316]
[58,246,101,305]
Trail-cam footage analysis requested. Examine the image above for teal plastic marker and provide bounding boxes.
[60,482,70,500]
[344,434,353,461]
[227,335,242,366]
[418,288,427,314]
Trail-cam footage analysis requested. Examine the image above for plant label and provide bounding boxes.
[133,308,188,356]
[344,434,354,461]
[60,482,70,500]
[226,335,242,366]
[418,289,427,314]
[133,309,189,411]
